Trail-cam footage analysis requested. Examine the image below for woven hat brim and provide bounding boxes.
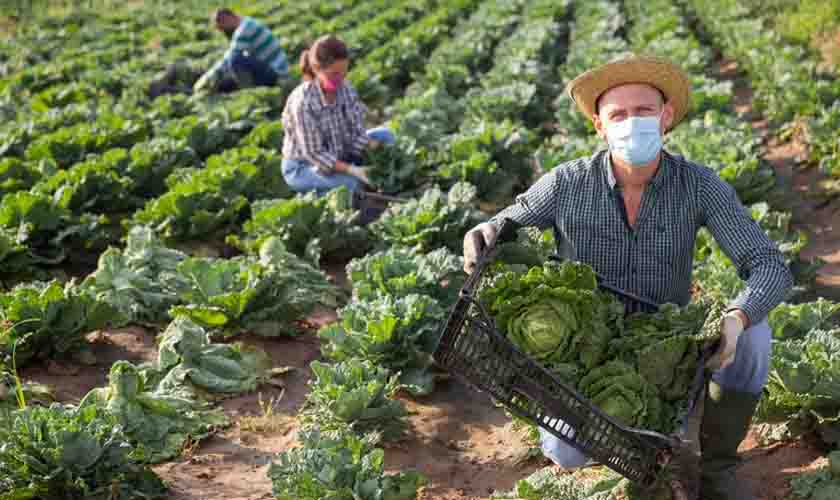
[565,56,691,131]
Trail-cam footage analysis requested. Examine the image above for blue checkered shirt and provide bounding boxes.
[489,149,793,324]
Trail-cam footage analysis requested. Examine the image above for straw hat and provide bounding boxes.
[565,54,691,131]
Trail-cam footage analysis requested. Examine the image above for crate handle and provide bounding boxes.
[462,218,521,293]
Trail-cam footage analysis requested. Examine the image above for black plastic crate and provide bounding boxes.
[434,219,714,490]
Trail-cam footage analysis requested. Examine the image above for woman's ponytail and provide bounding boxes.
[299,48,315,80]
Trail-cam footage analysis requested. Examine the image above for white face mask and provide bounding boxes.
[604,112,664,167]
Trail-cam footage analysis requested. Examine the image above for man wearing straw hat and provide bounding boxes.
[462,55,792,500]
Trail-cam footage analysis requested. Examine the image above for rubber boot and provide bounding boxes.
[699,381,760,500]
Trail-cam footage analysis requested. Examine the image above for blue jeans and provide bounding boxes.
[282,127,395,196]
[230,52,281,87]
[539,319,772,468]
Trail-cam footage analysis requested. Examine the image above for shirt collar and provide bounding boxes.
[603,149,671,191]
[309,79,345,109]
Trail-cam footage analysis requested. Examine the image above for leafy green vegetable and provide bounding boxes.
[150,317,273,399]
[319,294,445,396]
[79,360,228,463]
[0,403,167,499]
[170,237,339,337]
[615,302,722,402]
[579,360,668,430]
[24,113,151,168]
[366,138,423,195]
[82,225,187,325]
[240,121,284,149]
[435,120,535,204]
[481,261,624,371]
[268,429,426,500]
[0,227,36,282]
[32,153,139,213]
[300,360,408,440]
[0,280,120,368]
[757,329,840,446]
[86,233,337,335]
[769,299,840,340]
[490,465,672,500]
[228,186,369,264]
[789,451,840,500]
[347,246,463,303]
[0,190,111,263]
[132,146,290,242]
[123,138,198,197]
[495,226,557,270]
[0,158,42,199]
[370,182,483,252]
[390,86,465,151]
[161,115,243,159]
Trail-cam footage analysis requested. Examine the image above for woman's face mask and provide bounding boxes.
[604,111,664,167]
[316,59,348,94]
[319,73,344,93]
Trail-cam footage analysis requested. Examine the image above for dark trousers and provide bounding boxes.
[218,52,279,92]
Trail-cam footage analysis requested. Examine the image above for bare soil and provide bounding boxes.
[739,432,829,500]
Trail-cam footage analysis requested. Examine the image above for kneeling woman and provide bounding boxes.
[281,34,394,195]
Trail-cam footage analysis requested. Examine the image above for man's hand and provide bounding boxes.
[706,310,747,371]
[463,222,498,274]
[193,72,213,94]
[346,165,373,186]
[368,139,382,150]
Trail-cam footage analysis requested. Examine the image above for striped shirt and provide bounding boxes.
[207,17,289,81]
[489,149,793,324]
[281,80,369,173]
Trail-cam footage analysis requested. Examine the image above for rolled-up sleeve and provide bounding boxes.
[489,168,559,230]
[291,103,338,173]
[700,173,793,325]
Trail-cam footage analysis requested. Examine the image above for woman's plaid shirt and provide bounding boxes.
[490,149,793,324]
[282,80,369,173]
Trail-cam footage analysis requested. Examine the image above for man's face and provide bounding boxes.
[216,15,236,39]
[593,83,674,139]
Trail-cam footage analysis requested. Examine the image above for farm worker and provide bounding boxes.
[280,34,395,195]
[193,8,290,94]
[462,54,793,500]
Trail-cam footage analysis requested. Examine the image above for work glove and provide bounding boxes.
[706,310,746,371]
[193,72,213,94]
[463,222,498,274]
[346,165,373,186]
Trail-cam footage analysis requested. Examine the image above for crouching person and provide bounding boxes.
[193,8,291,94]
[280,34,394,196]
[462,55,792,500]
